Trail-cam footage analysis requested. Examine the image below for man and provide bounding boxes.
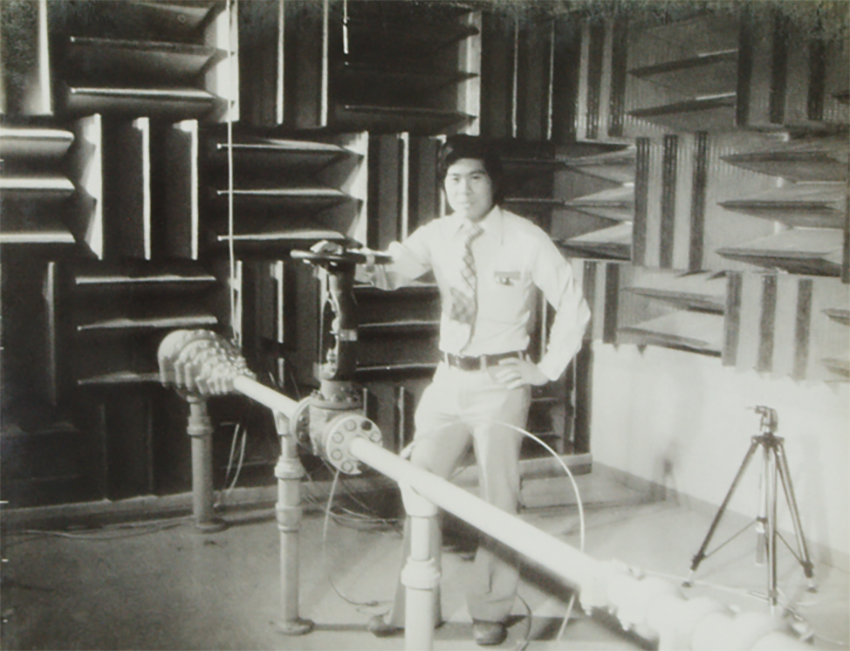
[348,135,590,646]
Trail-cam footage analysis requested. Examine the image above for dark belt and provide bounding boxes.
[442,350,526,371]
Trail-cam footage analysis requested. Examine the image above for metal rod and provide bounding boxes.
[775,442,816,585]
[767,445,778,612]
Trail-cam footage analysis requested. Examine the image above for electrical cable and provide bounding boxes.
[284,364,304,401]
[810,629,847,647]
[221,421,243,491]
[214,400,254,510]
[448,418,586,552]
[317,456,401,526]
[300,458,400,531]
[290,411,401,529]
[446,418,586,647]
[645,568,773,599]
[224,423,247,497]
[692,519,759,565]
[320,467,388,610]
[554,592,578,643]
[514,591,533,651]
[5,516,192,544]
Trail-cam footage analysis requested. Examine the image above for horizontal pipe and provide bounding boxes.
[234,376,299,420]
[349,437,600,591]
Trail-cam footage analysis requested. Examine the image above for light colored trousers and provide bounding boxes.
[386,362,531,625]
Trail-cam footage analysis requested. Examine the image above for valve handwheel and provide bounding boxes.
[291,243,392,267]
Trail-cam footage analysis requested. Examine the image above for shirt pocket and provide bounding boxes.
[478,267,532,324]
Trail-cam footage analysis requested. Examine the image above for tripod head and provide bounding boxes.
[752,405,778,435]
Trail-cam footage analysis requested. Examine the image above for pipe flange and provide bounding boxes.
[323,413,382,475]
[288,396,313,445]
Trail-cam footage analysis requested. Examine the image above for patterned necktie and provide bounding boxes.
[449,222,484,336]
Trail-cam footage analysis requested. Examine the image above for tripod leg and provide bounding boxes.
[755,449,768,565]
[766,445,779,611]
[775,441,816,590]
[686,438,760,585]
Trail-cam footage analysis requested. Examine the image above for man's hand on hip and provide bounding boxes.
[493,358,548,390]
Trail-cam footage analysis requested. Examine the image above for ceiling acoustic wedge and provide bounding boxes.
[628,49,739,98]
[558,223,633,261]
[561,146,637,185]
[564,186,635,222]
[717,228,844,277]
[619,311,724,356]
[719,182,847,229]
[721,136,848,182]
[629,93,737,132]
[823,308,850,326]
[820,357,850,380]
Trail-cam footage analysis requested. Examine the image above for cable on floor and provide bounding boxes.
[213,420,247,511]
[321,467,390,610]
[554,592,578,644]
[5,516,193,544]
[514,591,534,651]
[298,448,402,531]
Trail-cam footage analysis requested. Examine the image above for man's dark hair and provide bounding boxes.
[438,135,505,203]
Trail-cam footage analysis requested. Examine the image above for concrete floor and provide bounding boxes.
[2,469,847,650]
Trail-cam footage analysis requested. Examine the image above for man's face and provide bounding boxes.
[444,158,495,223]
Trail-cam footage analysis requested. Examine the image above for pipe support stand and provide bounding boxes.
[186,399,213,437]
[278,528,314,636]
[405,584,437,651]
[275,457,306,481]
[276,504,303,532]
[401,557,441,591]
[185,398,226,533]
[277,619,314,636]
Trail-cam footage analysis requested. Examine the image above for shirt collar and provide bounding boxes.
[450,205,503,240]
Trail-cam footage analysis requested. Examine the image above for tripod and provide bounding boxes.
[684,406,815,612]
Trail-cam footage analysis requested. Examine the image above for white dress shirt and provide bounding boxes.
[371,206,591,381]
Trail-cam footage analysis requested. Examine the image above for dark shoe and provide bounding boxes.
[472,619,507,646]
[368,615,403,638]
